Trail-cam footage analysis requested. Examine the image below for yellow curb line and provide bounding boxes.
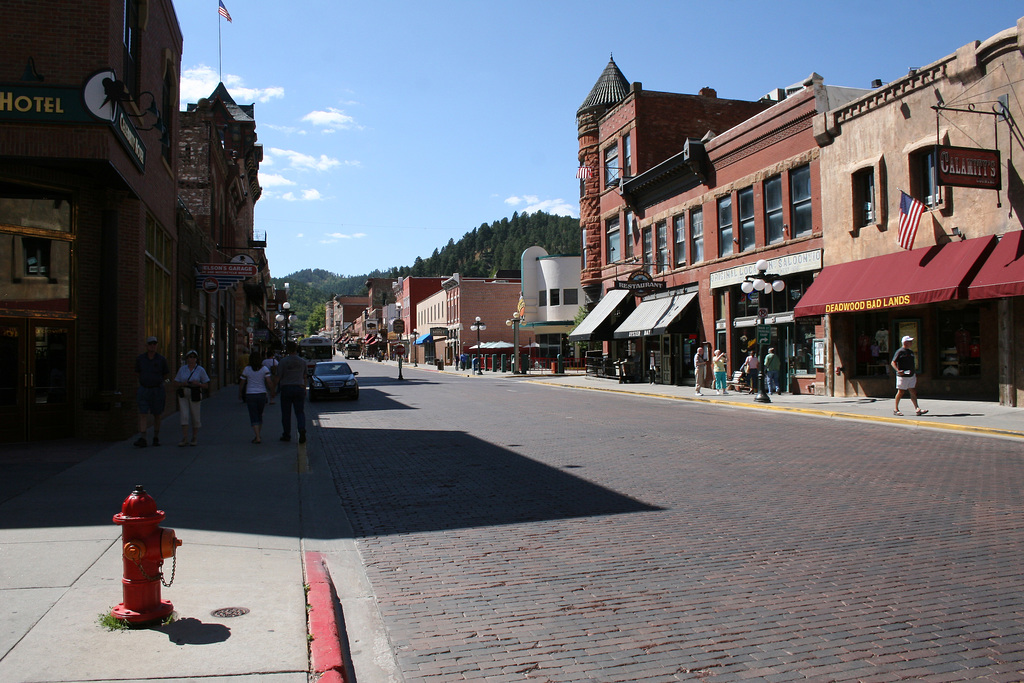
[526,379,1024,440]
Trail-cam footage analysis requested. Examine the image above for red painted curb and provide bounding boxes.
[304,551,347,680]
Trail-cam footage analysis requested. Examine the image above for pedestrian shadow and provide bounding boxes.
[317,427,663,537]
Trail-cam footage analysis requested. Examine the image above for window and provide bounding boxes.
[939,309,980,378]
[790,164,812,237]
[690,208,704,263]
[911,148,940,207]
[606,216,620,264]
[538,290,547,307]
[604,143,619,188]
[550,289,560,306]
[145,215,173,350]
[764,175,783,244]
[853,168,875,227]
[642,226,653,275]
[161,69,174,162]
[122,0,140,96]
[622,134,632,177]
[673,214,686,266]
[581,228,587,268]
[624,210,634,259]
[656,221,668,273]
[738,187,755,252]
[717,195,733,257]
[563,288,579,305]
[853,312,892,377]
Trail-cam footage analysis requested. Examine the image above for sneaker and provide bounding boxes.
[280,434,291,442]
[178,440,189,447]
[189,440,197,447]
[134,437,147,448]
[151,436,160,447]
[299,430,307,444]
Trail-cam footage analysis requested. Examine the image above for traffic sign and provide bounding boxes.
[757,307,768,318]
[392,319,405,335]
[757,324,771,345]
[393,344,406,355]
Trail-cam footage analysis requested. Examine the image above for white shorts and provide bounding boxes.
[895,374,917,391]
[178,396,202,427]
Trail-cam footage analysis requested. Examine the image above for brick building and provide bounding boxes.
[798,17,1024,406]
[571,58,866,388]
[179,84,268,381]
[441,272,522,366]
[0,1,183,441]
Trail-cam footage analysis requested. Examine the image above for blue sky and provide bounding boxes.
[174,1,1023,279]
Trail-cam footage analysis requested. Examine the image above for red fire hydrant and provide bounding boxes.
[111,484,182,624]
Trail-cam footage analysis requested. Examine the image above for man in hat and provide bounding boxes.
[134,336,170,446]
[890,335,927,417]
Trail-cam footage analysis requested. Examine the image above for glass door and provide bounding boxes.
[0,318,74,443]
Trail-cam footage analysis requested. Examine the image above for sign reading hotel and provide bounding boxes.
[614,270,666,292]
[935,145,1001,190]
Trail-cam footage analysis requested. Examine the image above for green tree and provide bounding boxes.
[306,302,326,336]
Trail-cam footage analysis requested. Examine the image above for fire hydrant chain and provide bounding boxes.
[129,552,177,587]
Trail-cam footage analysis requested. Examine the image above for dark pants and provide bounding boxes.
[279,384,306,436]
[245,392,267,426]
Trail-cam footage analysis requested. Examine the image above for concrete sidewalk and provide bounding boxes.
[419,361,1024,440]
[0,389,334,683]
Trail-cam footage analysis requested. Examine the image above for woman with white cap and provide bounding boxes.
[173,350,210,446]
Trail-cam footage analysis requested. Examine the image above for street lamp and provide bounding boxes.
[412,329,418,366]
[470,316,486,374]
[275,301,298,343]
[506,312,521,373]
[740,259,785,404]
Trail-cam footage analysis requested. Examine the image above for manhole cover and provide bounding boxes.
[211,607,250,618]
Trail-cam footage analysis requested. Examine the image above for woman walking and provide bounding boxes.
[173,350,210,446]
[712,349,728,395]
[240,350,274,443]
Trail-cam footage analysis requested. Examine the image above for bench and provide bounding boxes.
[725,371,751,393]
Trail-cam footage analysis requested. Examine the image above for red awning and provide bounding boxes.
[967,230,1024,300]
[794,235,997,317]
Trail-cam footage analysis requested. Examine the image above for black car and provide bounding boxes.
[309,361,359,401]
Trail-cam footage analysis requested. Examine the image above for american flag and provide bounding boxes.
[576,166,592,180]
[898,191,925,250]
[218,0,232,22]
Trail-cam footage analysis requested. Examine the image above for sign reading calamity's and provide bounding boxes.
[935,145,1001,190]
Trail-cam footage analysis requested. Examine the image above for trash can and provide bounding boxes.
[435,359,443,370]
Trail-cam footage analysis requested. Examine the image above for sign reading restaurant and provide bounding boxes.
[935,145,1001,190]
[614,270,666,292]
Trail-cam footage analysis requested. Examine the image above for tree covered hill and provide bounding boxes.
[270,211,580,333]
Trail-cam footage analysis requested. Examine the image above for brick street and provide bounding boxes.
[312,363,1024,682]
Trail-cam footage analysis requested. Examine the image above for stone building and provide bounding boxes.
[799,17,1024,406]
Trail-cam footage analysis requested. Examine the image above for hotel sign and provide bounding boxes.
[936,145,1000,190]
[0,85,91,122]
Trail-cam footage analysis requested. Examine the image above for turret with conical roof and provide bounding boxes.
[577,55,630,118]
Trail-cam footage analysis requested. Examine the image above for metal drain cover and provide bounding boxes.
[211,607,250,618]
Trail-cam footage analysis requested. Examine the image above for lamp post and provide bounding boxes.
[470,316,486,374]
[275,301,297,344]
[505,312,521,374]
[740,259,785,404]
[412,329,418,366]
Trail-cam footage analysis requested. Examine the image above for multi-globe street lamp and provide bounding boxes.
[740,259,785,404]
[470,316,486,375]
[275,301,298,343]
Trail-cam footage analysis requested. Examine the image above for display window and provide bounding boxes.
[853,312,891,377]
[938,309,980,378]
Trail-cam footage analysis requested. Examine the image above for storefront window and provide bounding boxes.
[1,181,74,312]
[792,321,816,375]
[938,309,980,378]
[853,312,891,377]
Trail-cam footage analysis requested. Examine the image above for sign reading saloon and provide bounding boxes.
[935,145,1001,190]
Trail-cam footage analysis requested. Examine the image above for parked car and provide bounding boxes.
[308,361,359,401]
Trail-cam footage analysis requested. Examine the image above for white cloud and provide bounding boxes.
[302,107,360,132]
[281,189,323,202]
[259,173,295,187]
[321,232,367,243]
[269,148,341,172]
[504,195,577,217]
[179,65,284,106]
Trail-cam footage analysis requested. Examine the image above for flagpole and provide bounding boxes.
[218,9,223,82]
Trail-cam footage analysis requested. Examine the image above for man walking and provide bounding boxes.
[277,341,308,443]
[134,336,169,447]
[693,345,707,396]
[891,335,928,417]
[764,347,781,395]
